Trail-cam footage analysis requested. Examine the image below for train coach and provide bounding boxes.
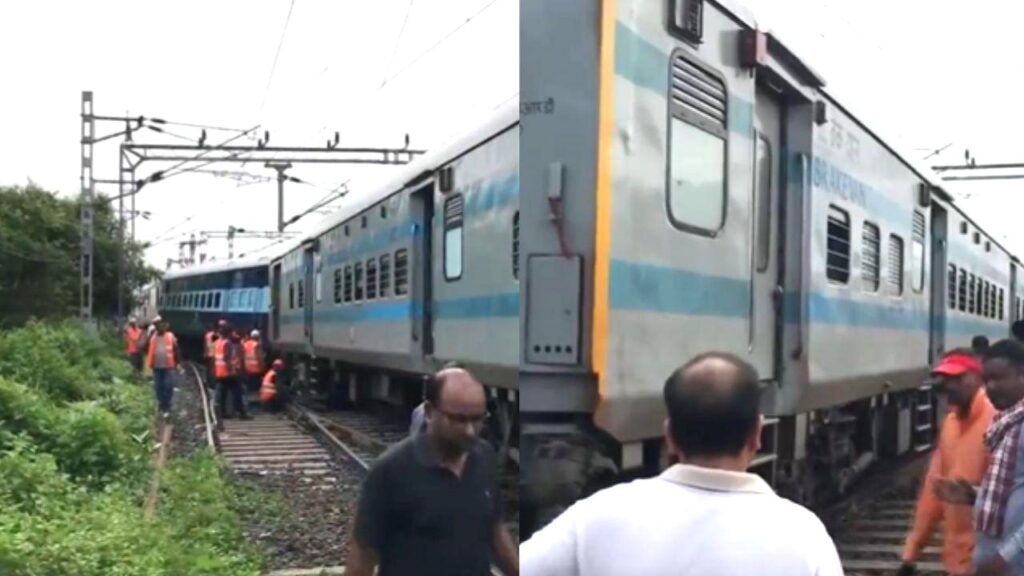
[154,99,521,464]
[519,0,1024,537]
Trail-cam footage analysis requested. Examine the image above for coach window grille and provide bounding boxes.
[976,278,984,317]
[948,264,957,310]
[968,274,976,314]
[1000,288,1006,320]
[366,258,378,300]
[333,268,342,304]
[344,265,353,303]
[444,194,465,281]
[861,222,880,292]
[667,50,728,235]
[987,282,994,318]
[826,205,851,284]
[354,262,364,301]
[512,210,520,280]
[958,271,966,312]
[379,254,391,298]
[394,249,409,296]
[289,284,294,309]
[911,211,926,293]
[887,234,904,296]
[297,280,304,308]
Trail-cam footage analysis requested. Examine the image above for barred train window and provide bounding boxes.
[289,283,294,309]
[958,270,967,312]
[1000,288,1005,321]
[333,269,342,304]
[947,264,957,310]
[394,249,409,296]
[444,194,464,281]
[826,205,851,283]
[667,51,727,233]
[297,280,304,308]
[912,211,926,293]
[354,262,364,301]
[379,254,391,298]
[861,222,880,292]
[343,265,353,303]
[887,234,904,296]
[366,258,377,300]
[968,274,976,314]
[512,211,519,280]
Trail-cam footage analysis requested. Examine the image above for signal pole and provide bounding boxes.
[80,92,96,322]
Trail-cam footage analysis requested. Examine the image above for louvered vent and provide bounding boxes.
[671,55,726,132]
[912,212,926,242]
[826,206,850,283]
[887,235,904,295]
[445,194,464,228]
[862,222,880,292]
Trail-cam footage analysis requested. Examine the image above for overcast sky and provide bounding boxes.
[2,0,1024,268]
[0,0,518,268]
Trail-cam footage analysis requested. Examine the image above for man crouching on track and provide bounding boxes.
[520,352,843,576]
[346,366,519,576]
[898,348,995,576]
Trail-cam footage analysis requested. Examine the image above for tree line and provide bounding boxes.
[0,183,157,327]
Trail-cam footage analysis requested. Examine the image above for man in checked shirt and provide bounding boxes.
[937,340,1024,575]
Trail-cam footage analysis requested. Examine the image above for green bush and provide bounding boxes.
[0,321,265,574]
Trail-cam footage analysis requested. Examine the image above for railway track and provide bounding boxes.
[819,455,944,575]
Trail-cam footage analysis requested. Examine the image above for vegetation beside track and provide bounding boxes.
[0,321,263,575]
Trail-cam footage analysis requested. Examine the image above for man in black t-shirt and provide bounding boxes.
[346,367,518,576]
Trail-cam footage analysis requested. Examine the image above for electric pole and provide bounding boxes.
[265,161,293,232]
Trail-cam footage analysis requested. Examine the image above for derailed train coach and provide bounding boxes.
[268,99,520,460]
[519,0,1024,536]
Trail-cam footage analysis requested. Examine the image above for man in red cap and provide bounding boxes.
[899,348,997,576]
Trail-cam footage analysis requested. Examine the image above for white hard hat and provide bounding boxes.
[129,316,137,323]
[153,315,162,323]
[250,329,260,337]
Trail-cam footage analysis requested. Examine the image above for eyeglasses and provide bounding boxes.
[436,408,490,426]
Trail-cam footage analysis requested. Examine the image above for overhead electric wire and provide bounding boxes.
[382,0,415,83]
[258,0,298,117]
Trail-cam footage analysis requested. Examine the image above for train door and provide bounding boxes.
[928,204,948,362]
[302,242,316,352]
[750,87,783,380]
[410,182,435,356]
[271,263,281,340]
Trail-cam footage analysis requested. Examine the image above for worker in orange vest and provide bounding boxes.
[146,318,180,419]
[243,329,265,405]
[260,359,287,413]
[214,327,249,425]
[124,317,143,374]
[203,321,220,388]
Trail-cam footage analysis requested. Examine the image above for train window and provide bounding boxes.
[333,269,342,304]
[973,231,981,245]
[315,269,322,303]
[344,265,353,303]
[976,278,983,317]
[366,258,377,300]
[444,194,464,281]
[394,249,409,296]
[912,212,926,293]
[958,270,967,312]
[1000,288,1006,320]
[297,280,305,308]
[948,265,957,309]
[512,211,520,280]
[755,134,772,272]
[861,222,880,292]
[379,254,391,298]
[667,51,727,236]
[826,205,851,284]
[983,281,991,318]
[960,222,968,235]
[968,274,976,314]
[289,284,294,309]
[887,234,904,296]
[380,205,387,219]
[215,292,221,309]
[354,262,364,301]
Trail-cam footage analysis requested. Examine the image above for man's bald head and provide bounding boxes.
[663,352,762,458]
[429,367,485,407]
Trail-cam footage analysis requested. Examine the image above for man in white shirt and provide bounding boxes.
[520,351,844,576]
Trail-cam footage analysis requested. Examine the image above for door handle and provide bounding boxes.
[772,286,784,310]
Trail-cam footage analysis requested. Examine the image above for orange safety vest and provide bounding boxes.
[260,370,277,403]
[125,326,141,354]
[204,331,217,359]
[146,332,176,369]
[214,339,229,379]
[243,340,263,375]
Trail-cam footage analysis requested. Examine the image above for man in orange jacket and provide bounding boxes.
[260,359,287,413]
[124,317,143,374]
[900,348,996,575]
